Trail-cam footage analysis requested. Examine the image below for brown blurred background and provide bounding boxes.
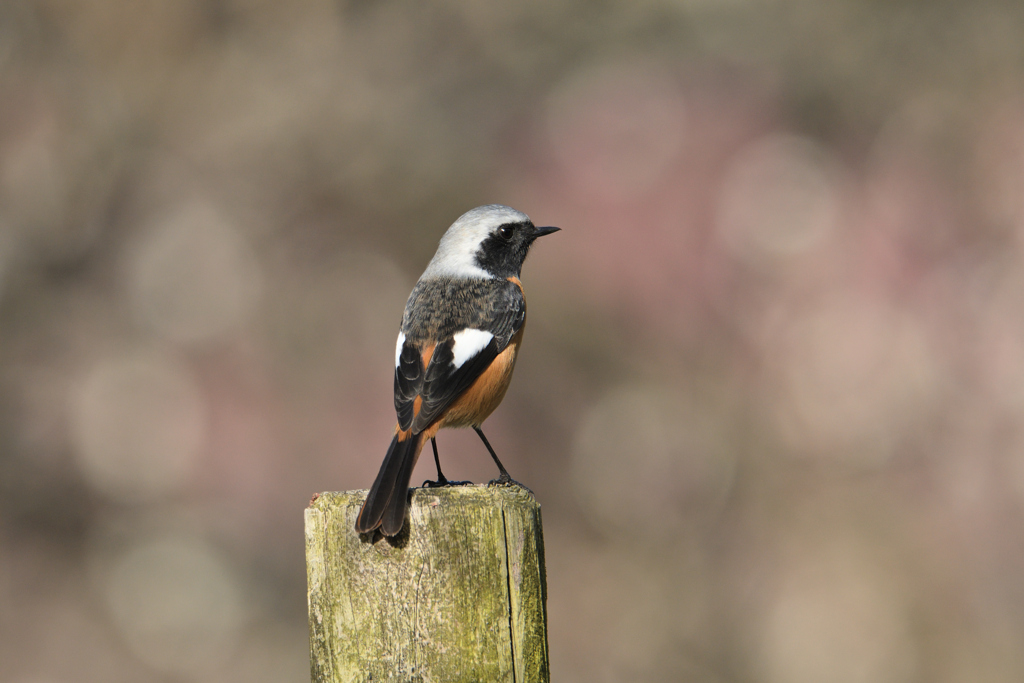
[3,1,1024,681]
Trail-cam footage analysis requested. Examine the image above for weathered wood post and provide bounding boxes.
[305,485,549,682]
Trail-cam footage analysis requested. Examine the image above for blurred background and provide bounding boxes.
[3,1,1024,681]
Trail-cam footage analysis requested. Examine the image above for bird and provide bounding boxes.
[355,205,559,536]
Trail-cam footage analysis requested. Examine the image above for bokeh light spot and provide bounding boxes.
[70,351,207,503]
[126,200,262,344]
[765,291,942,464]
[571,385,735,534]
[101,533,244,676]
[545,60,687,203]
[756,543,916,683]
[717,134,843,264]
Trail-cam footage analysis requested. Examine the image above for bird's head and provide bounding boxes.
[422,205,560,280]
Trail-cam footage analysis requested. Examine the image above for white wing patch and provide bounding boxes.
[450,329,494,369]
[395,332,406,368]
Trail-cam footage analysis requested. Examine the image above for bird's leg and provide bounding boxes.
[429,437,448,486]
[474,427,533,494]
[422,437,472,488]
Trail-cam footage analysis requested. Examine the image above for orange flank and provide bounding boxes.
[439,325,524,429]
[390,325,525,440]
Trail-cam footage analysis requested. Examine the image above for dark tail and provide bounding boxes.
[355,432,424,536]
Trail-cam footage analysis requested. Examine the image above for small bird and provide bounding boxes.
[355,205,559,536]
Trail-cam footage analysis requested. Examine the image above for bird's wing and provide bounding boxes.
[394,280,524,433]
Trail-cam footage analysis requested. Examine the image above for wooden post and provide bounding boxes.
[305,486,549,682]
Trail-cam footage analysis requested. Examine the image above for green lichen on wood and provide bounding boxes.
[305,486,549,683]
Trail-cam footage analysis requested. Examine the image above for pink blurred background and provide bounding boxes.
[4,2,1024,682]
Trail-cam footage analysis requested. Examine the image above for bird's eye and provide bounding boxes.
[498,224,515,240]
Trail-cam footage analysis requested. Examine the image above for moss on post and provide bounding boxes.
[305,486,549,683]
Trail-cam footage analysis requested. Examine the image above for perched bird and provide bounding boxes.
[355,205,559,536]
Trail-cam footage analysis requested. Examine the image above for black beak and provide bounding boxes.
[533,225,560,238]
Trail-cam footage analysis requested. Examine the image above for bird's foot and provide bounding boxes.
[487,472,533,496]
[422,477,473,488]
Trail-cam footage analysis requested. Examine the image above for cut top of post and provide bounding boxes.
[305,485,549,683]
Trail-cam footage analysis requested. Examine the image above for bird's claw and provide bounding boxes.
[487,473,533,496]
[422,478,473,488]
